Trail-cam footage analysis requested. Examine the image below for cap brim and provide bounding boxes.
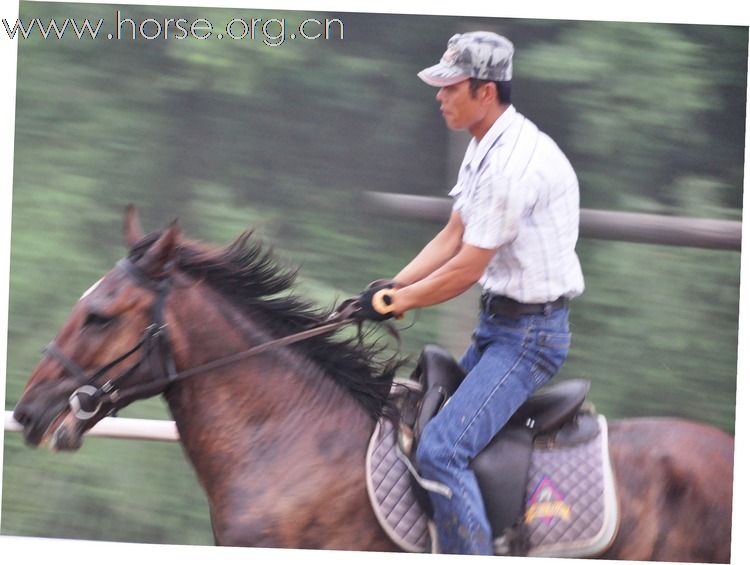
[417,63,470,87]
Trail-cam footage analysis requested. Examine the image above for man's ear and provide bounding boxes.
[483,81,499,104]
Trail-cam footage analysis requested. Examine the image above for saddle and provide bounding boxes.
[389,344,609,554]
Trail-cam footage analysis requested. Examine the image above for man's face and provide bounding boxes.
[436,79,485,132]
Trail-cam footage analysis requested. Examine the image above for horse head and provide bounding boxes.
[13,206,183,450]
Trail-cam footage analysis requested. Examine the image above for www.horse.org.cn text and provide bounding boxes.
[2,11,346,46]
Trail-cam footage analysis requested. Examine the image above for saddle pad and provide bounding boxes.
[523,414,619,558]
[365,415,618,557]
[365,418,432,553]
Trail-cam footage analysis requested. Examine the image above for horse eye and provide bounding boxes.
[83,312,115,329]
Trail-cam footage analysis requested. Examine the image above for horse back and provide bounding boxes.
[604,418,733,563]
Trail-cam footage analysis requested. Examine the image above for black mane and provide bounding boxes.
[129,230,399,420]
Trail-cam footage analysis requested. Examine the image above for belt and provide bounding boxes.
[480,293,569,317]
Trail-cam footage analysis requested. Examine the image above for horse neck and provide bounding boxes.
[160,281,375,483]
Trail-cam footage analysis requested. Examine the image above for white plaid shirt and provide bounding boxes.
[450,105,584,303]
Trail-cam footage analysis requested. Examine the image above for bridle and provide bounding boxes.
[46,257,361,422]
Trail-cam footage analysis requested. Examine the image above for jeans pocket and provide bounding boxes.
[530,331,571,389]
[538,331,571,350]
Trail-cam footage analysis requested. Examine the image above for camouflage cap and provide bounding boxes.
[418,31,514,87]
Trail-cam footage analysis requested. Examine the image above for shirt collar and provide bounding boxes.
[463,105,517,172]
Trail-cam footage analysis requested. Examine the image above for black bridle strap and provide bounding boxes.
[56,257,362,419]
[116,258,165,291]
[59,335,173,421]
[46,259,176,419]
[117,257,179,379]
[112,313,357,405]
[45,327,153,388]
[43,341,89,384]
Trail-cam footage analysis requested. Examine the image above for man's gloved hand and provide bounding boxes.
[354,280,399,321]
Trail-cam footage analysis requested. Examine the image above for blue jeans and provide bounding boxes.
[415,306,571,554]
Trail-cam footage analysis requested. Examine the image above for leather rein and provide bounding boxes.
[46,258,361,422]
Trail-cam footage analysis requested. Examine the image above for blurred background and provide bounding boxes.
[2,0,746,546]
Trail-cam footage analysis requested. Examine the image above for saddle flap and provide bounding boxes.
[509,379,591,435]
[412,345,465,442]
[470,426,534,540]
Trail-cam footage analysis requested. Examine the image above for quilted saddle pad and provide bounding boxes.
[365,415,619,557]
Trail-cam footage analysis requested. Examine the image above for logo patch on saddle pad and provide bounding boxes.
[525,476,571,524]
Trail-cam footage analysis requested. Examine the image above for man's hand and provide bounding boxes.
[354,284,398,321]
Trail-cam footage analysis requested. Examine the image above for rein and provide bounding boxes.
[51,258,361,421]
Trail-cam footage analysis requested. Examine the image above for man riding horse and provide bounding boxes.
[355,31,584,555]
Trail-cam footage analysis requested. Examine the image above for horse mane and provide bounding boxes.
[128,230,400,420]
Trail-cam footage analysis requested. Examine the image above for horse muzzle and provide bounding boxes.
[48,413,86,451]
[13,396,86,450]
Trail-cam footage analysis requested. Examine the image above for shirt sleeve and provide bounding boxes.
[461,169,524,250]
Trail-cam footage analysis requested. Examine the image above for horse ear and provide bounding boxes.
[124,204,144,248]
[140,220,180,278]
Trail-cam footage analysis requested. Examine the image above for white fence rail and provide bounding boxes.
[4,410,179,442]
[364,192,743,251]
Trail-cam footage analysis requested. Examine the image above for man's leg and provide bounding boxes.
[415,309,570,554]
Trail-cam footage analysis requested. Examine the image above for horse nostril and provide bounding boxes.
[13,405,33,427]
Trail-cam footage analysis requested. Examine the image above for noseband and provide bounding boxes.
[47,258,360,421]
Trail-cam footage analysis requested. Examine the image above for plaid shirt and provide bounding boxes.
[450,105,585,303]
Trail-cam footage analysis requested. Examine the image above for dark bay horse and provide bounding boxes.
[13,207,734,561]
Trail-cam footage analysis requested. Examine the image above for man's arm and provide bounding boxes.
[390,241,496,314]
[393,210,466,286]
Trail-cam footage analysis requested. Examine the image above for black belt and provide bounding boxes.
[481,293,569,317]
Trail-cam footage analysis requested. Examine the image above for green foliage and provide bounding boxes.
[562,240,740,430]
[2,2,745,546]
[518,22,746,213]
